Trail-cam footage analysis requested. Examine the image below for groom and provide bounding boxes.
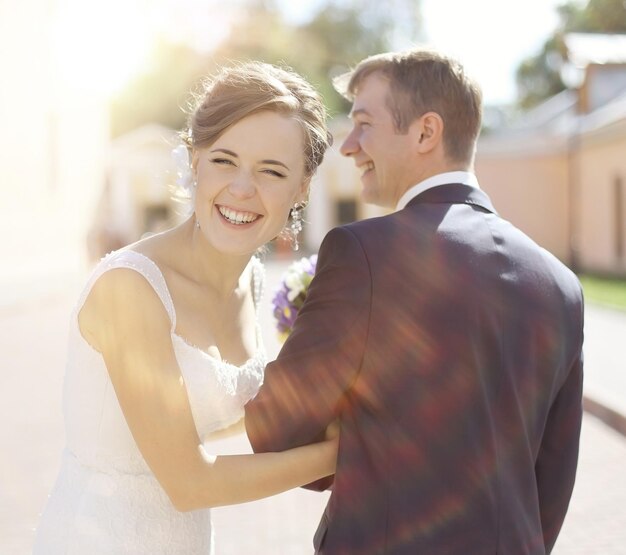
[246,48,584,554]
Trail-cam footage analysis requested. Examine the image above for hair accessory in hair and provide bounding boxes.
[171,144,194,194]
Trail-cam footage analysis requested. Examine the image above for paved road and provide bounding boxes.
[1,259,625,554]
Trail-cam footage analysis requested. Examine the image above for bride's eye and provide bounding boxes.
[261,168,287,178]
[211,158,235,166]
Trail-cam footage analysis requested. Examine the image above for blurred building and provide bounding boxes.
[476,33,626,276]
[87,124,187,261]
[309,34,626,278]
[305,119,387,250]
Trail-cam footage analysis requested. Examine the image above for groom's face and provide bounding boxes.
[340,72,420,208]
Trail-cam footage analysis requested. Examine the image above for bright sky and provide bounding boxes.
[419,0,571,105]
[51,0,580,104]
[278,0,577,105]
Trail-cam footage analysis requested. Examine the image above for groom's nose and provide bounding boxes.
[340,126,360,158]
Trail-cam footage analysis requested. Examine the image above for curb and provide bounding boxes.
[583,395,626,437]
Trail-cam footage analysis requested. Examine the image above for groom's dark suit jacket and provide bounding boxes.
[246,184,584,554]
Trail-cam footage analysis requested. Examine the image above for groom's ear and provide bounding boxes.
[412,112,444,155]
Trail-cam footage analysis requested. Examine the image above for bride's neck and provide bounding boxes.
[178,218,252,299]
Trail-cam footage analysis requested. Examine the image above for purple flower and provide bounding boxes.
[272,254,318,341]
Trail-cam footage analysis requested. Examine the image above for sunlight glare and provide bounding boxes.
[53,0,155,96]
[158,0,241,53]
[420,0,567,104]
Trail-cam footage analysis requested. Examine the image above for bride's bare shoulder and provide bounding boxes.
[125,224,186,272]
[79,264,171,352]
[122,227,170,261]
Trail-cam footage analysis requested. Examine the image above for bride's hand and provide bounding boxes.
[321,420,340,479]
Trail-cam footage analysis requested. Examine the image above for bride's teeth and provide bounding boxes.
[218,206,259,225]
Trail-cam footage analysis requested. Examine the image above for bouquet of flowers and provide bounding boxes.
[272,254,318,342]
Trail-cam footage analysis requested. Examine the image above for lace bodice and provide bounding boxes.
[34,249,266,554]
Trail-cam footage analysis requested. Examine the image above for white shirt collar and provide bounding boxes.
[396,171,480,211]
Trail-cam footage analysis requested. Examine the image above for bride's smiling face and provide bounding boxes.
[192,111,309,256]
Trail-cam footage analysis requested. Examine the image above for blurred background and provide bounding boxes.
[2,0,625,282]
[1,0,626,553]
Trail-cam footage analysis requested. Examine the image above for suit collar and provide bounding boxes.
[405,183,497,215]
[396,171,479,210]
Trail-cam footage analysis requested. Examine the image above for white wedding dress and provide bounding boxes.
[33,250,266,554]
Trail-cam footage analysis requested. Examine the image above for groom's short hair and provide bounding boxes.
[334,48,483,165]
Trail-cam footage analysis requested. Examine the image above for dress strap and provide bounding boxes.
[249,256,266,353]
[75,250,177,331]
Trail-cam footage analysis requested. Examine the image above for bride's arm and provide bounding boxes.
[204,417,245,440]
[79,268,337,512]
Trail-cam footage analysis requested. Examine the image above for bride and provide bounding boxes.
[33,62,335,554]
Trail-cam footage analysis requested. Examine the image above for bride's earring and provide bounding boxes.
[290,202,306,251]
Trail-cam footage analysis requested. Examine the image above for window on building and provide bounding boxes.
[615,176,624,261]
[336,199,358,225]
[144,204,170,235]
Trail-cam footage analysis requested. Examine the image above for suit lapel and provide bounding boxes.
[405,183,498,215]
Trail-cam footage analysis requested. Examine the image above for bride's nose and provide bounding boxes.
[228,171,256,199]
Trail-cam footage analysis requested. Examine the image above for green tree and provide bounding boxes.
[214,0,423,116]
[515,0,626,110]
[110,0,424,136]
[110,41,213,138]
